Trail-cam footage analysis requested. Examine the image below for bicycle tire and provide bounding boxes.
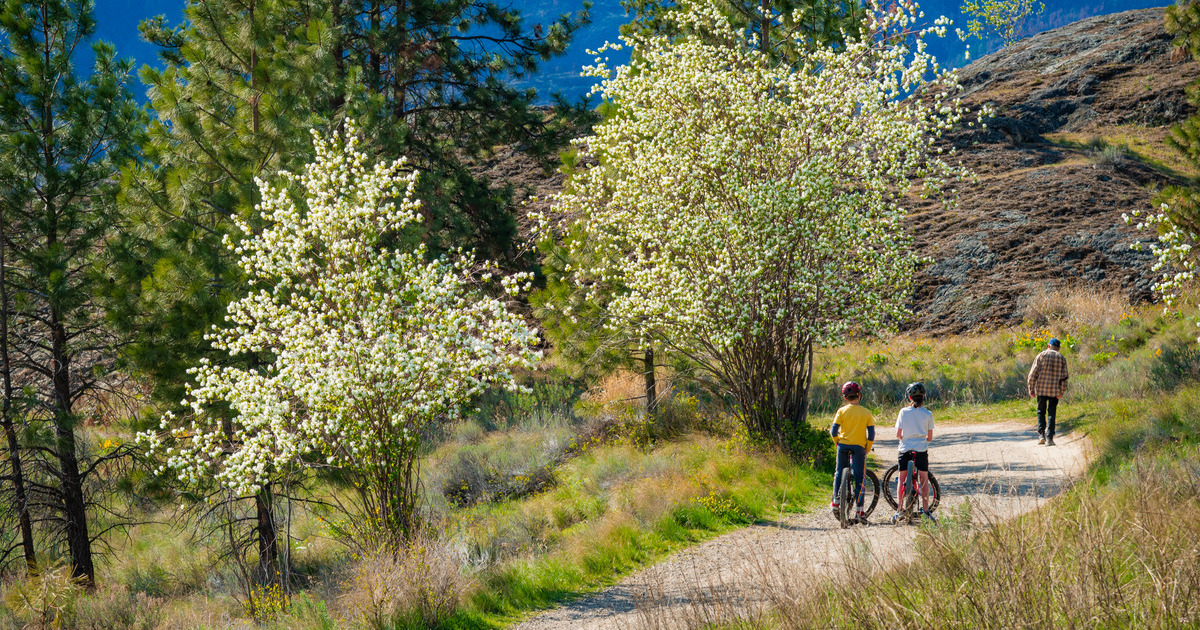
[882,464,941,513]
[861,469,881,518]
[837,466,852,529]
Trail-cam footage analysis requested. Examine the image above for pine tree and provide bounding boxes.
[0,153,35,572]
[533,237,661,413]
[0,0,143,584]
[1162,1,1200,237]
[331,0,592,262]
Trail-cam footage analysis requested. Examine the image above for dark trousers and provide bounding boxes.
[1037,395,1059,437]
[832,444,866,509]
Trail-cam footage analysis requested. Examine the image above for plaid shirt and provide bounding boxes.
[1027,349,1069,399]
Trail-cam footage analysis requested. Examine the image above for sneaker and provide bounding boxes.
[856,510,868,523]
[890,511,901,525]
[1047,436,1055,447]
[1037,435,1045,445]
[830,500,840,515]
[921,509,938,524]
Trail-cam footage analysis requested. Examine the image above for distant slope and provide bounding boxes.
[906,7,1197,332]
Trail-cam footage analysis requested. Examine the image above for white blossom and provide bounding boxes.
[1125,203,1200,340]
[539,0,975,433]
[142,121,539,530]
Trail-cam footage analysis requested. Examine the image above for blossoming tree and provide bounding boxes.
[143,122,540,543]
[540,0,977,453]
[1125,205,1199,340]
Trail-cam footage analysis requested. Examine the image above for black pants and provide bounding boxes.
[1037,395,1059,437]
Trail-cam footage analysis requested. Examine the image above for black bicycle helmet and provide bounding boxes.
[905,382,926,400]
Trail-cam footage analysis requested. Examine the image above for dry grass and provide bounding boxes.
[0,566,165,630]
[1022,284,1133,328]
[337,534,470,630]
[584,371,652,408]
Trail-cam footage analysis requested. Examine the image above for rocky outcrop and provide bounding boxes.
[905,7,1197,332]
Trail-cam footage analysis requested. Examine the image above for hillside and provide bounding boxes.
[489,7,1197,333]
[908,7,1199,332]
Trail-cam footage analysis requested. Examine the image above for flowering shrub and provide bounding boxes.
[1012,329,1076,352]
[244,580,287,622]
[537,0,979,449]
[1125,204,1200,342]
[142,121,540,541]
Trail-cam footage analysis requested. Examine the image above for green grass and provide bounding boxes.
[1043,128,1200,180]
[456,435,826,626]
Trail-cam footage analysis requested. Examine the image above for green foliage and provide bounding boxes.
[531,229,660,390]
[1159,1,1200,240]
[116,0,596,409]
[109,0,333,407]
[1150,342,1200,391]
[621,0,868,61]
[0,0,145,582]
[960,0,1045,45]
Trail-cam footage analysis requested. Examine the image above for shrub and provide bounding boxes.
[69,586,162,630]
[441,450,558,508]
[3,564,81,629]
[1088,139,1128,167]
[339,536,469,629]
[1151,342,1200,391]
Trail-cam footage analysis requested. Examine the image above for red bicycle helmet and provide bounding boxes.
[841,381,861,398]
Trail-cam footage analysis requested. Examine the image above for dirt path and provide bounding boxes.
[512,420,1089,630]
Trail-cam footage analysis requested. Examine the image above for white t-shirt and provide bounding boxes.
[896,406,934,452]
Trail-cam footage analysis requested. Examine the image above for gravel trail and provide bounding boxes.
[512,420,1089,630]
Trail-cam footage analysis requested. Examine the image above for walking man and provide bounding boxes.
[1027,337,1069,446]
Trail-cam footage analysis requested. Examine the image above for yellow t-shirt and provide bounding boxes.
[833,403,875,447]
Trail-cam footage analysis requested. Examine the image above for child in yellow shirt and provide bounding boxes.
[830,381,875,522]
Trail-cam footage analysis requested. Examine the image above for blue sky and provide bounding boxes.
[93,0,1172,103]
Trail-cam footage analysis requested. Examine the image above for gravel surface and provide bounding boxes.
[512,419,1089,630]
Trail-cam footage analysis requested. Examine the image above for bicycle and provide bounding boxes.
[881,461,941,524]
[834,464,881,528]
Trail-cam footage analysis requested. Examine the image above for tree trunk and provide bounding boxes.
[255,486,278,582]
[0,213,36,571]
[41,17,92,583]
[330,0,345,113]
[369,2,382,88]
[643,347,657,415]
[394,0,408,118]
[760,0,770,54]
[52,313,93,585]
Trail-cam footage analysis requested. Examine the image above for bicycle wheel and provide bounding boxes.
[837,466,852,529]
[923,471,941,514]
[882,464,899,509]
[860,469,882,518]
[883,466,942,513]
